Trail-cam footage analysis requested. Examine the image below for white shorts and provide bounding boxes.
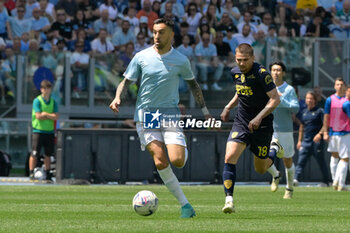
[327,134,350,159]
[272,132,295,158]
[136,122,187,151]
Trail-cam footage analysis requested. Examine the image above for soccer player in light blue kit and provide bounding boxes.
[109,18,211,218]
[267,61,299,199]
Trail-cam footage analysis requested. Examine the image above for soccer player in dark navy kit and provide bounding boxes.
[220,43,281,213]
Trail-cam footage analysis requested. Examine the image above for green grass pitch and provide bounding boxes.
[0,185,349,233]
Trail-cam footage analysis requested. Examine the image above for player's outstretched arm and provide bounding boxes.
[220,93,238,122]
[186,79,212,119]
[248,88,280,131]
[109,78,133,113]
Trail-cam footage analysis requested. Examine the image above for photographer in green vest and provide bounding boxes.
[29,80,59,182]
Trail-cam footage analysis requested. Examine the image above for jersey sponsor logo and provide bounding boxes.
[236,84,253,96]
[235,74,240,79]
[231,131,238,138]
[265,74,273,85]
[224,179,233,189]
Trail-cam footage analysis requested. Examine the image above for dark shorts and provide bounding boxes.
[31,133,55,157]
[227,123,273,159]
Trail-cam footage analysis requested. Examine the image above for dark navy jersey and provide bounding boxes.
[231,62,276,129]
[300,106,324,144]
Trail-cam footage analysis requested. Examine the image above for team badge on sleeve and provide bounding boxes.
[265,75,272,85]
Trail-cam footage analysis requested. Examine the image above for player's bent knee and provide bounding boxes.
[171,158,184,168]
[254,166,266,174]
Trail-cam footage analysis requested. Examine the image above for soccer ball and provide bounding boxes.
[34,167,46,180]
[132,190,158,216]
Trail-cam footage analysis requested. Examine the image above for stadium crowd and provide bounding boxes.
[0,0,349,101]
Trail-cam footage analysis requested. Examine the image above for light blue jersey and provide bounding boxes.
[124,46,195,122]
[273,81,300,133]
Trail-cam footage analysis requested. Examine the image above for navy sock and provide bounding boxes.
[223,163,236,196]
[268,148,277,164]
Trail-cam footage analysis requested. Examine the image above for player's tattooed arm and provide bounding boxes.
[186,79,212,118]
[109,79,133,113]
[186,79,206,108]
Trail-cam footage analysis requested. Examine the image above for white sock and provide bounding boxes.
[158,165,188,207]
[179,148,188,168]
[330,156,339,181]
[285,163,295,190]
[225,196,233,203]
[267,164,279,178]
[337,160,349,188]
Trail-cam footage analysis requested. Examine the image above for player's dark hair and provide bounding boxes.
[305,91,317,103]
[154,18,175,32]
[335,77,345,84]
[236,43,254,56]
[269,61,286,72]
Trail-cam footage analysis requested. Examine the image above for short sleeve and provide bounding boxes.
[33,98,41,113]
[179,58,194,80]
[258,67,276,93]
[123,53,141,81]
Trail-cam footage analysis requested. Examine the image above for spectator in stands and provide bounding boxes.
[68,28,91,52]
[0,2,9,39]
[31,7,51,35]
[78,0,99,22]
[208,0,223,20]
[160,1,180,26]
[252,30,266,65]
[71,41,89,93]
[215,12,238,35]
[134,32,150,53]
[278,26,289,37]
[1,47,16,98]
[39,0,56,23]
[290,13,306,37]
[174,21,195,47]
[237,11,257,36]
[12,37,22,54]
[258,12,274,35]
[119,41,135,69]
[223,25,239,54]
[4,0,15,13]
[55,0,77,20]
[334,0,350,38]
[112,20,135,52]
[26,0,40,19]
[152,1,161,17]
[99,0,118,21]
[246,2,262,26]
[134,16,153,44]
[332,0,345,15]
[93,9,115,36]
[195,32,224,91]
[277,0,297,27]
[196,21,216,43]
[0,36,6,57]
[51,8,75,41]
[136,0,158,31]
[115,0,129,14]
[160,0,184,18]
[266,25,278,45]
[221,0,240,26]
[71,9,94,37]
[205,4,219,29]
[233,24,255,45]
[123,7,139,33]
[91,28,114,54]
[20,32,30,53]
[183,2,202,37]
[214,30,234,73]
[7,6,32,40]
[305,14,332,38]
